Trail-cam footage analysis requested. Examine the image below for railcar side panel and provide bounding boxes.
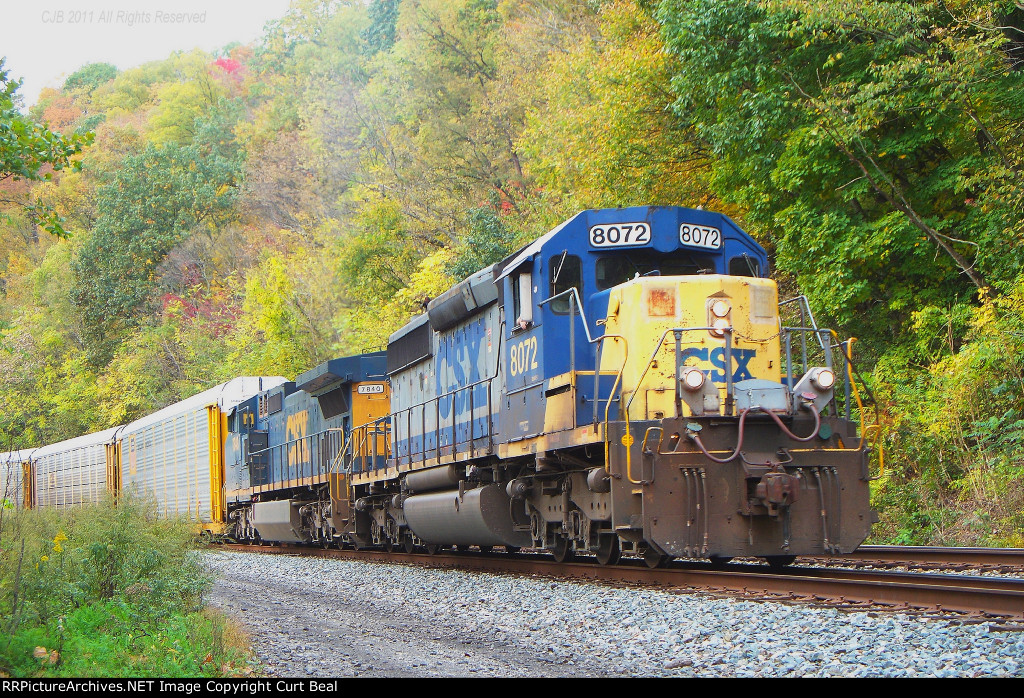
[120,377,286,525]
[0,451,28,508]
[32,428,120,509]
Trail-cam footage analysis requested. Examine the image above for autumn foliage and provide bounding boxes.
[1,0,1023,544]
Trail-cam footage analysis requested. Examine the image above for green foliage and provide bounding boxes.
[0,496,253,677]
[870,288,1024,546]
[520,0,718,215]
[363,0,401,54]
[71,109,243,363]
[336,247,456,354]
[657,0,1024,357]
[0,58,93,237]
[63,63,118,94]
[447,204,517,280]
[148,52,229,146]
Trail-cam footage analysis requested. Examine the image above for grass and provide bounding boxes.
[0,492,258,677]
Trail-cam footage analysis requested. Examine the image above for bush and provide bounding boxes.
[0,494,255,677]
[870,285,1024,546]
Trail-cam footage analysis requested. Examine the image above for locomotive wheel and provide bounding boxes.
[505,545,521,554]
[643,547,669,569]
[708,556,733,569]
[549,536,574,563]
[478,545,493,554]
[595,535,621,566]
[765,555,797,570]
[403,535,416,554]
[425,543,441,555]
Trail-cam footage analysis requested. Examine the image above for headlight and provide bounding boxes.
[681,367,706,391]
[711,318,731,336]
[811,367,836,391]
[710,299,731,318]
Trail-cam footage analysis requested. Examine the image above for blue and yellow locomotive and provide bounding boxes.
[329,205,876,565]
[12,205,876,567]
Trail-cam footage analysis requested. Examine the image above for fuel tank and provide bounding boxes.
[403,484,532,548]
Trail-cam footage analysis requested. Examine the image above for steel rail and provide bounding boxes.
[843,546,1024,568]
[217,544,1024,621]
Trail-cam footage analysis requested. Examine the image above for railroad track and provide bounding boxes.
[843,545,1024,570]
[217,543,1024,625]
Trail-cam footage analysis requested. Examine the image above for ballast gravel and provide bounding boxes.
[202,550,1024,678]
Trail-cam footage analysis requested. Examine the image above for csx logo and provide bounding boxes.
[286,410,309,465]
[680,348,757,383]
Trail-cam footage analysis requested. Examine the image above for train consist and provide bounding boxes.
[3,206,878,566]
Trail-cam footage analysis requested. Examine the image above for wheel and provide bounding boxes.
[384,539,394,553]
[425,543,441,555]
[478,545,493,554]
[595,535,621,566]
[505,545,520,554]
[403,535,416,554]
[549,536,574,563]
[456,544,469,552]
[765,555,797,570]
[643,547,669,569]
[708,555,733,569]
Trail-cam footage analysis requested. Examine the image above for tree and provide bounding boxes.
[63,63,118,94]
[0,58,92,237]
[520,0,719,216]
[657,0,1024,357]
[71,117,243,363]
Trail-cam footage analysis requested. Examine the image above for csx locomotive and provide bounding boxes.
[2,206,878,567]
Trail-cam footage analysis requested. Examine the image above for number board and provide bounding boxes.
[588,222,651,248]
[357,384,386,394]
[679,223,722,250]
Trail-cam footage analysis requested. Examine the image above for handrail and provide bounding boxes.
[779,295,828,353]
[343,417,391,475]
[391,323,504,466]
[598,335,628,476]
[391,375,496,464]
[624,325,736,416]
[537,287,596,344]
[831,333,885,479]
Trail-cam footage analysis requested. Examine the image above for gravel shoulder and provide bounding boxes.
[203,550,1024,678]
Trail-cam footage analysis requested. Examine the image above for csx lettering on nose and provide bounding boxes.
[679,348,757,382]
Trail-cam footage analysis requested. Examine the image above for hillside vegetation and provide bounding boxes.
[1,0,1022,545]
[0,495,252,676]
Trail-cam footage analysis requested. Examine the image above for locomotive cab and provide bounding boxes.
[489,206,874,565]
[365,205,875,567]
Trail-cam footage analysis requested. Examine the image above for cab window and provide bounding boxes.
[595,252,713,291]
[512,271,533,331]
[729,255,761,277]
[549,254,582,314]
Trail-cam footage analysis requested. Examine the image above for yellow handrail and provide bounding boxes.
[832,332,885,479]
[597,334,630,478]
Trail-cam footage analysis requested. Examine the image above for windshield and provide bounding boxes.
[595,251,714,291]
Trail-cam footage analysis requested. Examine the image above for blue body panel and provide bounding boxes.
[225,354,388,499]
[389,206,769,463]
[497,206,767,442]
